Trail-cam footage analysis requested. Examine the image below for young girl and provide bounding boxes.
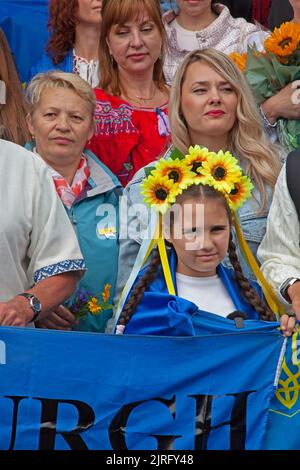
[115,148,295,336]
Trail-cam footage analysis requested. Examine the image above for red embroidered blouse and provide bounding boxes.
[87,88,171,186]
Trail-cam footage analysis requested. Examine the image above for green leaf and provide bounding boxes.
[244,46,300,104]
[168,147,185,161]
[277,118,300,152]
[144,166,156,177]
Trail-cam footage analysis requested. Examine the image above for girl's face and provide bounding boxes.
[76,0,102,25]
[166,196,230,277]
[181,61,238,144]
[176,0,212,17]
[107,9,162,75]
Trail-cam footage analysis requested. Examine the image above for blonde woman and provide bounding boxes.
[113,48,282,306]
[163,0,300,140]
[169,48,279,212]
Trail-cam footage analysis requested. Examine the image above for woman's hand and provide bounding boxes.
[35,305,77,331]
[280,313,297,337]
[261,82,300,124]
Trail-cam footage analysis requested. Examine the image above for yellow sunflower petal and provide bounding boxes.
[229,52,247,73]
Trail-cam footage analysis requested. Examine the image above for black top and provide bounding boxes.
[268,0,293,30]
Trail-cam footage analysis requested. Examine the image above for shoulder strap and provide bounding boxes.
[286,150,300,221]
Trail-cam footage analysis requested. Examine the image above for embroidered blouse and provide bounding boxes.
[87,88,171,187]
[163,4,266,85]
[0,140,85,301]
[73,50,99,88]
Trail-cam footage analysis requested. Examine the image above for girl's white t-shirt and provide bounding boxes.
[172,19,199,50]
[176,272,236,318]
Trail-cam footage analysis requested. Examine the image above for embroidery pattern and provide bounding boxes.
[34,259,86,283]
[94,101,137,136]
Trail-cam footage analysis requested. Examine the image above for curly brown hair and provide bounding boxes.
[46,0,78,65]
[0,28,30,145]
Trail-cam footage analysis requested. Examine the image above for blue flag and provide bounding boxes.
[264,329,300,449]
[0,317,284,450]
[0,0,48,83]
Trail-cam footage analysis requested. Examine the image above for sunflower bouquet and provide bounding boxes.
[69,284,112,319]
[230,21,300,152]
[141,146,253,214]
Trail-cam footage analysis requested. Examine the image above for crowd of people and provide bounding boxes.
[1,0,300,436]
[1,0,299,327]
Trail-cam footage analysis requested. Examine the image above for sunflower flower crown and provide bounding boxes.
[141,146,254,214]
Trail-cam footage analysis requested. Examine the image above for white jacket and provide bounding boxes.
[258,164,300,306]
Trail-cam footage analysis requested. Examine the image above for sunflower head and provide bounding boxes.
[184,146,215,183]
[227,175,254,211]
[141,174,180,214]
[200,150,242,193]
[264,21,300,61]
[154,158,195,190]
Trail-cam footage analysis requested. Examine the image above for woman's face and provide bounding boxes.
[107,9,162,75]
[181,61,238,144]
[176,0,212,17]
[76,0,102,25]
[27,87,94,168]
[166,196,230,277]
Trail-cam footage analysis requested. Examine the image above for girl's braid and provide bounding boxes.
[228,233,275,321]
[118,249,161,327]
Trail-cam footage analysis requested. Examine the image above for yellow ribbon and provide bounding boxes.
[157,214,176,296]
[233,213,284,318]
[113,217,160,325]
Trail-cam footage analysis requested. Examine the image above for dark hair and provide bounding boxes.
[0,29,30,145]
[227,234,275,321]
[46,0,78,65]
[118,184,275,328]
[119,249,161,327]
[99,0,168,96]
